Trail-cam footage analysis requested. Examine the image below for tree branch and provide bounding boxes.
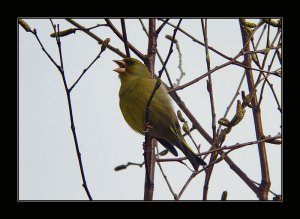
[157,135,280,161]
[201,19,217,200]
[139,19,174,88]
[158,19,182,78]
[105,19,145,61]
[49,19,92,200]
[66,18,126,59]
[143,19,157,201]
[156,18,170,36]
[239,20,270,200]
[155,146,178,200]
[120,19,131,57]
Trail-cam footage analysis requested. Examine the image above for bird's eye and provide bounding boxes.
[126,60,134,66]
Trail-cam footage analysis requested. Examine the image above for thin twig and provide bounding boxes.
[50,19,93,200]
[168,20,274,94]
[276,36,282,65]
[256,31,282,112]
[30,29,61,71]
[157,135,281,162]
[120,19,130,57]
[156,18,170,36]
[158,19,232,61]
[105,19,145,61]
[201,19,216,140]
[66,19,126,58]
[168,92,213,144]
[257,44,279,108]
[158,19,183,78]
[69,49,104,92]
[171,37,185,86]
[249,24,267,68]
[49,24,108,38]
[168,57,237,93]
[138,19,174,88]
[243,46,281,55]
[167,44,278,93]
[177,172,197,199]
[166,132,280,200]
[177,149,239,199]
[155,146,178,200]
[216,72,246,138]
[201,18,218,200]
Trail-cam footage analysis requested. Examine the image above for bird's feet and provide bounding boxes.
[143,122,153,133]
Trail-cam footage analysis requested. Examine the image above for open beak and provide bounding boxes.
[113,60,126,74]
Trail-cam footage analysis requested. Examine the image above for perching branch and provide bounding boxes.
[143,19,157,201]
[143,19,182,200]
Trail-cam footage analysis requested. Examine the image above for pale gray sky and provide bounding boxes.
[19,18,281,200]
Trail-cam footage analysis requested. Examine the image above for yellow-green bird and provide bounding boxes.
[113,57,206,170]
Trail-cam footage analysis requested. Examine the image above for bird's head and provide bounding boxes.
[113,57,150,79]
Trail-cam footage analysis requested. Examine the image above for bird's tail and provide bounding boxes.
[179,139,207,171]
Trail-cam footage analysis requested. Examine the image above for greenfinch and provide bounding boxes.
[113,57,206,170]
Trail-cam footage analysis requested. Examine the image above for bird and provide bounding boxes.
[113,57,206,171]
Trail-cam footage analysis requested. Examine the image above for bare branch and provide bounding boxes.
[156,18,170,36]
[120,19,131,57]
[155,146,178,200]
[105,19,145,61]
[239,19,270,200]
[50,19,93,200]
[139,19,174,87]
[168,57,237,93]
[201,18,217,200]
[143,19,157,201]
[66,18,126,58]
[158,19,183,78]
[157,135,281,162]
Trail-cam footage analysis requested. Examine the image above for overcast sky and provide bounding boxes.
[19,18,282,200]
